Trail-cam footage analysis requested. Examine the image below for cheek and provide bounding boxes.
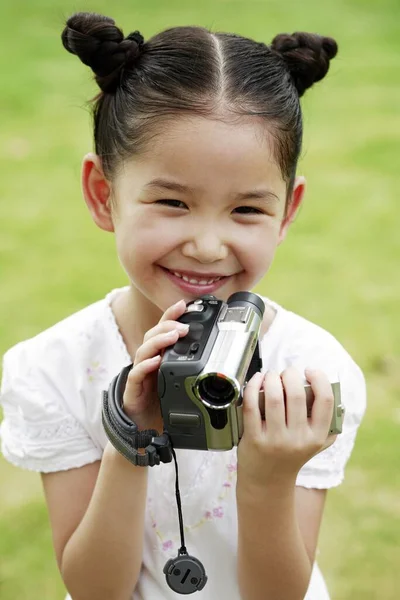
[235,223,280,271]
[115,216,179,268]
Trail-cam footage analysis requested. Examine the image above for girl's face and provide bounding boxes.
[84,116,304,315]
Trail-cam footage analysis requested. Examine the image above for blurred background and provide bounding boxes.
[0,0,398,598]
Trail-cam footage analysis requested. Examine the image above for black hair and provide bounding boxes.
[62,12,338,193]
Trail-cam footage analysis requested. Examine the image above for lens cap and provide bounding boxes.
[164,554,207,594]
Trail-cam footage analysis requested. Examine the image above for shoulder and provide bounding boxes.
[5,295,106,360]
[1,287,132,432]
[2,288,129,382]
[0,288,129,472]
[259,295,366,429]
[259,296,363,378]
[258,297,367,488]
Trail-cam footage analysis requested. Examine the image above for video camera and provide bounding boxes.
[158,291,344,451]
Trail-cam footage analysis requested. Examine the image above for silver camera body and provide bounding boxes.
[158,292,344,451]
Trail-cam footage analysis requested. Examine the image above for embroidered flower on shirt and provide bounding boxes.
[203,506,225,520]
[149,457,237,553]
[162,540,173,551]
[86,361,107,382]
[213,506,224,518]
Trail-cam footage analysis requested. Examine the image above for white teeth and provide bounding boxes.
[171,270,222,285]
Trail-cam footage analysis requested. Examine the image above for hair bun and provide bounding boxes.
[271,32,338,97]
[61,12,144,93]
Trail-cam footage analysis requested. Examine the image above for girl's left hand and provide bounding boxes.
[237,367,337,489]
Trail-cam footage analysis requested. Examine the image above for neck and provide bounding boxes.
[111,284,277,361]
[111,284,163,360]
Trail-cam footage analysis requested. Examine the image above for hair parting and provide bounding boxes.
[62,12,338,192]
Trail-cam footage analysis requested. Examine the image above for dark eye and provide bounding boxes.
[233,206,264,215]
[156,199,188,209]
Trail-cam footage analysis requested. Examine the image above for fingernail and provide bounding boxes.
[173,299,185,308]
[252,372,263,383]
[165,329,179,338]
[177,323,190,331]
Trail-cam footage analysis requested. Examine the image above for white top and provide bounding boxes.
[0,288,366,600]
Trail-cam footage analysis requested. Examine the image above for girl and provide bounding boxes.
[0,12,366,600]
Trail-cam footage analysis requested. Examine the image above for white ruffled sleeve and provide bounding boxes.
[296,355,366,489]
[0,341,103,473]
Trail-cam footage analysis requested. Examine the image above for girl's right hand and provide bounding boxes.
[122,299,189,432]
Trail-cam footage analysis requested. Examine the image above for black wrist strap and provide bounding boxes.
[102,365,208,592]
[102,364,173,467]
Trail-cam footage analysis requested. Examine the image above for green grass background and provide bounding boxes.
[0,0,398,598]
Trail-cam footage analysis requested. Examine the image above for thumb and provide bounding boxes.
[123,355,161,417]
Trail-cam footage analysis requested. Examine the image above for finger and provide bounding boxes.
[159,299,187,324]
[124,355,162,406]
[134,329,181,365]
[281,367,307,429]
[305,369,335,439]
[263,371,286,433]
[143,319,189,343]
[242,372,264,437]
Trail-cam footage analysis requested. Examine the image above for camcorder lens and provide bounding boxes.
[198,375,236,406]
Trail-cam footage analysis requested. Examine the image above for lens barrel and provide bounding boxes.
[197,375,236,407]
[227,292,265,318]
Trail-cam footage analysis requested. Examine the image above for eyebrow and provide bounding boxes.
[143,178,280,202]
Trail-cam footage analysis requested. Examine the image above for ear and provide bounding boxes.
[81,153,114,232]
[278,176,306,244]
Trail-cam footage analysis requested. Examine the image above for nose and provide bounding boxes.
[181,225,229,263]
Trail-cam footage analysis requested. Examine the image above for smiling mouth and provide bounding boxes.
[170,271,223,285]
[161,267,231,286]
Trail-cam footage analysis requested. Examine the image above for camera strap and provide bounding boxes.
[102,364,208,593]
[102,364,173,467]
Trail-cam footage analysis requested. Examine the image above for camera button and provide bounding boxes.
[189,343,200,354]
[169,413,201,428]
[186,304,204,312]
